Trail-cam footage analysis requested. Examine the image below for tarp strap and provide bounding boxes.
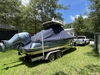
[41,31,44,58]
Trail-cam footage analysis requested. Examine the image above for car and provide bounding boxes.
[73,36,90,46]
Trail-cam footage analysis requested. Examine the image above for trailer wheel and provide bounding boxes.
[48,53,55,62]
[56,51,62,59]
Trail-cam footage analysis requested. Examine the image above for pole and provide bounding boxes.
[41,30,44,58]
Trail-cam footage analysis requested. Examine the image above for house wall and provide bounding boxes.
[64,28,75,36]
[0,30,18,41]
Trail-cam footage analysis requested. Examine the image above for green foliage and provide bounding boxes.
[64,23,73,29]
[20,0,68,34]
[71,14,94,38]
[73,15,86,35]
[0,0,21,25]
[0,0,68,35]
[70,15,93,38]
[68,0,100,37]
[89,0,100,32]
[29,0,68,22]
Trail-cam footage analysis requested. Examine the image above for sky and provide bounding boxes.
[57,0,91,23]
[22,0,91,23]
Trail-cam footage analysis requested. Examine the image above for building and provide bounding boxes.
[0,24,16,30]
[0,24,18,41]
[64,28,75,36]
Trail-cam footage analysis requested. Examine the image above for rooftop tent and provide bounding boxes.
[31,21,75,42]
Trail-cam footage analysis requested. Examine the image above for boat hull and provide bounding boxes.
[21,39,73,55]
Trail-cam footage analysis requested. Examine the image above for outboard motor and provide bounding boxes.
[0,32,31,51]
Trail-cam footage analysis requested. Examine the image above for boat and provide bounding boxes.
[0,20,75,61]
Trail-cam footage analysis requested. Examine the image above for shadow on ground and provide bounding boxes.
[52,64,100,75]
[2,47,77,70]
[63,47,77,55]
[85,49,99,57]
[52,71,68,75]
[89,44,94,48]
[77,64,100,75]
[84,44,100,57]
[2,57,47,70]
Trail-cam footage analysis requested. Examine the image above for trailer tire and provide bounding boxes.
[56,51,62,59]
[48,53,55,62]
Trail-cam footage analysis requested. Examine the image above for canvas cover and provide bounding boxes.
[31,25,75,42]
[23,25,75,49]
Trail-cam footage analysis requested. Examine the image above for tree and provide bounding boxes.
[23,0,69,34]
[89,0,100,32]
[72,15,94,38]
[29,0,68,22]
[73,15,85,35]
[0,0,69,35]
[0,0,21,25]
[64,23,74,29]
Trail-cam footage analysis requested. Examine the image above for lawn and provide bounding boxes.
[0,44,100,75]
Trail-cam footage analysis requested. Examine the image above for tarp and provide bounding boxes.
[23,25,75,49]
[31,25,75,43]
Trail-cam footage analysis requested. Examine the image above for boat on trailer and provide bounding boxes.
[0,20,75,62]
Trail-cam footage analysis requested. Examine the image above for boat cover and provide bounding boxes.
[23,25,75,49]
[31,25,75,42]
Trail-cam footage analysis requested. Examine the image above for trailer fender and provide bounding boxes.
[45,50,61,60]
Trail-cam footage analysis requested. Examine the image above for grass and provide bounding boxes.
[0,44,100,75]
